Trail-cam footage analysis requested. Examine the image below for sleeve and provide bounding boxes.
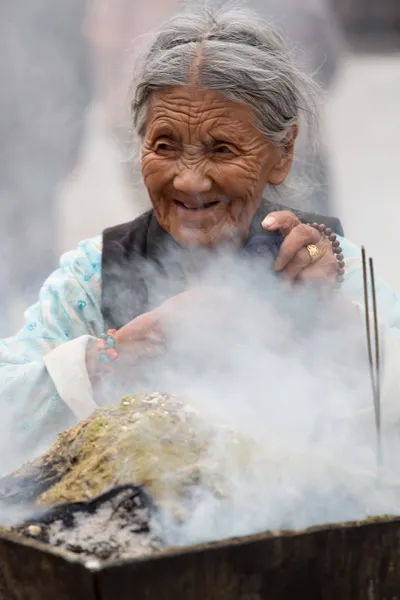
[340,236,400,427]
[0,237,104,472]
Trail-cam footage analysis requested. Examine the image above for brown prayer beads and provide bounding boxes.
[310,222,345,284]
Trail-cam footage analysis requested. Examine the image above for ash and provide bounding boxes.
[20,485,163,562]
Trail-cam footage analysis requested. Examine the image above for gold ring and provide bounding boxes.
[306,244,321,264]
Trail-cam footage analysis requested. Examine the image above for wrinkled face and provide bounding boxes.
[142,87,294,247]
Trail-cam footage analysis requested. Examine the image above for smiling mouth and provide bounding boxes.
[173,199,221,211]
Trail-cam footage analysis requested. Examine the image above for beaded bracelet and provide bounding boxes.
[95,329,118,374]
[309,222,345,283]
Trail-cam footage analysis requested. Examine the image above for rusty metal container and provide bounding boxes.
[1,517,400,599]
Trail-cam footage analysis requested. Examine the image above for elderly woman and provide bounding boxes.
[1,7,400,469]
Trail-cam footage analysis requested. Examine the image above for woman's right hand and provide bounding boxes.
[115,310,162,346]
[114,286,230,361]
[86,310,164,382]
[87,285,247,383]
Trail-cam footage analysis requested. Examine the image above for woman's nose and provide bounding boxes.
[173,168,212,194]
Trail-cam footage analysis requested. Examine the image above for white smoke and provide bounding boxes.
[1,1,399,553]
[96,243,400,549]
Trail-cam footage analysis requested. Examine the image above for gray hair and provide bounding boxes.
[132,6,320,146]
[131,5,322,206]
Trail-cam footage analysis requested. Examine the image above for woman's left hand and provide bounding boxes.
[262,210,338,284]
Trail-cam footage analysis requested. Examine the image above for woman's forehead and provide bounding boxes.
[146,86,259,138]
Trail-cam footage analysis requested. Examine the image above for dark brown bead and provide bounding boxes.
[311,222,319,229]
[338,268,345,275]
[329,234,337,242]
[332,240,340,248]
[325,228,332,236]
[319,223,326,232]
[336,253,344,261]
[337,260,345,268]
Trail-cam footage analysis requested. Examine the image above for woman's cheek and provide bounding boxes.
[143,156,176,188]
[143,162,165,193]
[219,176,259,212]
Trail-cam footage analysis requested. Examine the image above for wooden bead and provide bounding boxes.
[308,221,344,283]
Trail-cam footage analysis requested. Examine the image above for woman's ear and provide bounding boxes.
[266,124,298,185]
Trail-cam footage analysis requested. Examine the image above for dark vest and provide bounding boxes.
[101,199,343,330]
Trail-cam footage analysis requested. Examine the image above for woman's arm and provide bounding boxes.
[0,237,104,473]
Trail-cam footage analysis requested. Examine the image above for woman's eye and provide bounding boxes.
[155,141,175,153]
[214,145,233,155]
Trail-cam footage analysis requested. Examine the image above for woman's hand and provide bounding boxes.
[114,311,165,361]
[262,210,338,284]
[88,287,233,381]
[87,311,164,380]
[114,287,229,360]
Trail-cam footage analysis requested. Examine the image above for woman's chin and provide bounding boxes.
[170,223,243,249]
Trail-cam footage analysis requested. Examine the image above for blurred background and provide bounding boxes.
[1,0,400,334]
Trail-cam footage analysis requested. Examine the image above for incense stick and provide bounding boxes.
[361,247,382,466]
[369,258,381,423]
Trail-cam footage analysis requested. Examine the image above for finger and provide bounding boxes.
[296,259,338,285]
[274,224,321,271]
[281,241,338,283]
[261,211,301,237]
[280,247,313,280]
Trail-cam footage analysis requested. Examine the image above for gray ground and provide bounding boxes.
[60,54,400,292]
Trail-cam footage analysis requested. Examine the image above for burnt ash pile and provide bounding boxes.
[12,484,163,562]
[0,393,388,564]
[0,392,246,562]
